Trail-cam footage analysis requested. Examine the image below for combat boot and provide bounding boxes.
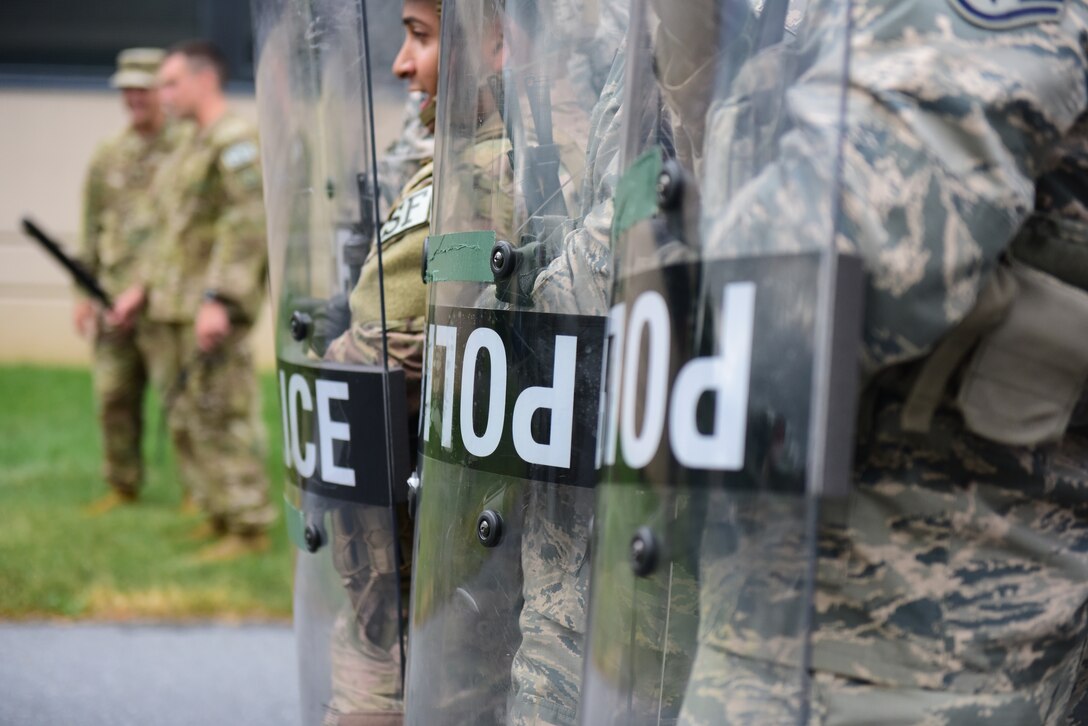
[193,532,271,562]
[84,490,138,516]
[179,493,200,515]
[187,516,227,541]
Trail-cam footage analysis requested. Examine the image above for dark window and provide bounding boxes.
[0,0,254,89]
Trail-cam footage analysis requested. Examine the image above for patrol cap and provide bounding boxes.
[109,48,165,90]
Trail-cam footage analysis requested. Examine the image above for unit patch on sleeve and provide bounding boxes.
[380,185,432,243]
[221,141,259,171]
[948,0,1066,29]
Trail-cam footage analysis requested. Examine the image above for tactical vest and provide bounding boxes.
[899,209,1088,445]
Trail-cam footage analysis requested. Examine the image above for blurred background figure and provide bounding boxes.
[111,40,274,560]
[78,47,187,515]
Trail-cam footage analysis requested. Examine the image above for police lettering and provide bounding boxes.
[425,323,580,468]
[601,282,756,472]
[278,370,356,487]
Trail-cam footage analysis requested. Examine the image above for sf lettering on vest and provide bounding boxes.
[380,185,432,242]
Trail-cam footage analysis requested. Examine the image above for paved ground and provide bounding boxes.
[0,622,299,726]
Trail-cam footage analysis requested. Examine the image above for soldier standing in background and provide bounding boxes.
[77,48,187,515]
[111,40,274,560]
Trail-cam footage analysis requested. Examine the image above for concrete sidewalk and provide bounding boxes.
[0,622,299,726]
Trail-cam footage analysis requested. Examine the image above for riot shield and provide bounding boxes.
[580,0,859,722]
[404,0,626,723]
[252,2,412,724]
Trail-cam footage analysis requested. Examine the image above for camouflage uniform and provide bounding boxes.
[80,121,185,496]
[135,110,274,535]
[507,45,627,726]
[679,0,1088,722]
[320,158,434,726]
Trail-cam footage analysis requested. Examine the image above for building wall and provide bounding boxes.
[0,84,405,369]
[0,87,271,368]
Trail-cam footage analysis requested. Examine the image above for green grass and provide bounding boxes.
[0,364,293,621]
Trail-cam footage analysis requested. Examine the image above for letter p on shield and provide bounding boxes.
[669,282,755,470]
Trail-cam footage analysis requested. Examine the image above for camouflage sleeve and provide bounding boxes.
[704,0,1088,372]
[77,143,109,295]
[325,320,427,423]
[843,0,1088,371]
[531,47,627,316]
[124,192,162,294]
[205,137,269,322]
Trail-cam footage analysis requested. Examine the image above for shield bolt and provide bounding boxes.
[303,525,323,553]
[289,311,312,342]
[490,240,516,280]
[657,158,684,211]
[630,526,659,577]
[476,509,504,548]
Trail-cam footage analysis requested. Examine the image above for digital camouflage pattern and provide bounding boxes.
[412,5,630,720]
[80,121,187,495]
[133,109,273,535]
[678,0,1088,721]
[405,42,590,717]
[319,159,434,725]
[137,321,273,534]
[551,0,629,117]
[81,123,188,298]
[137,110,268,324]
[89,325,147,496]
[506,44,627,726]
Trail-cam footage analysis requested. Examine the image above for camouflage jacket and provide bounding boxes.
[690,0,1088,699]
[79,121,187,297]
[137,110,268,324]
[531,43,627,317]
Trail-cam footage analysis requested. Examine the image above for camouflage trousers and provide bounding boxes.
[137,321,274,534]
[319,321,418,726]
[678,650,1088,725]
[508,485,595,726]
[321,503,412,726]
[678,405,1088,725]
[91,322,148,495]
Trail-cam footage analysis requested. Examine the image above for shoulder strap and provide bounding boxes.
[900,263,1018,433]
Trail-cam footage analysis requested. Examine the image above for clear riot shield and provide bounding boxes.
[580,0,859,722]
[405,0,625,723]
[252,2,411,724]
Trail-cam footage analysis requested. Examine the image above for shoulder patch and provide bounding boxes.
[380,185,432,243]
[948,0,1066,29]
[221,141,259,171]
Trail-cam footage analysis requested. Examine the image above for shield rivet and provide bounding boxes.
[476,509,504,548]
[490,240,516,280]
[303,525,323,554]
[657,159,684,211]
[289,311,312,342]
[630,526,659,577]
